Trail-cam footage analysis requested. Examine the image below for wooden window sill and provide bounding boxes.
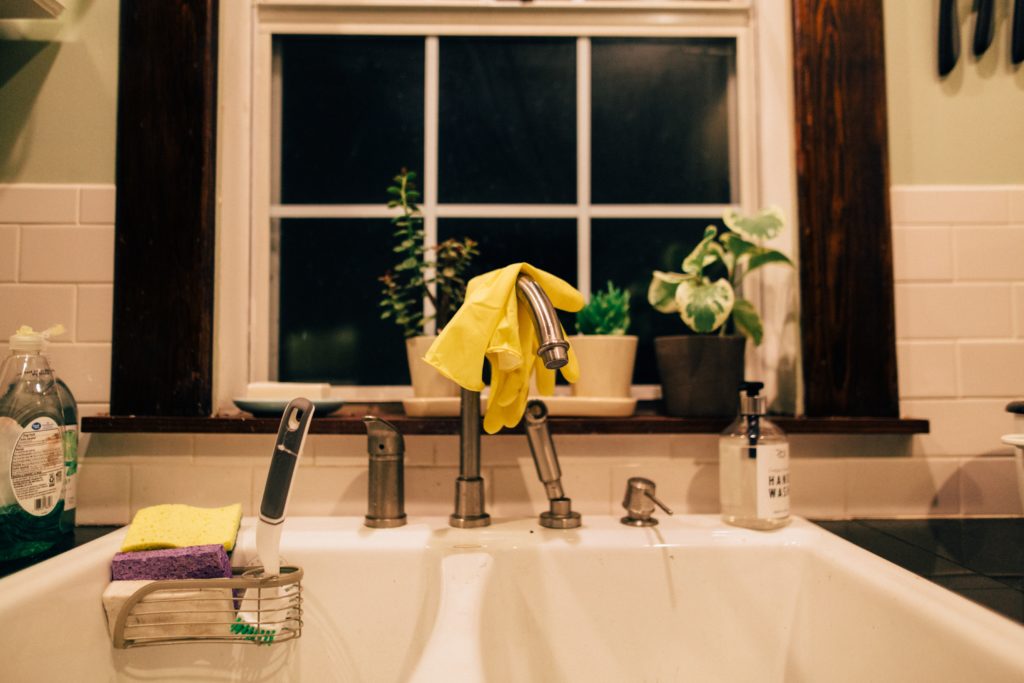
[82,403,929,435]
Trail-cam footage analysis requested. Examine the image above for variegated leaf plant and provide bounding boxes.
[647,207,792,345]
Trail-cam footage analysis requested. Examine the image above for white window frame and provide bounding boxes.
[214,1,799,410]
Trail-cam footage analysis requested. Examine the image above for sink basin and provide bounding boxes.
[1,516,1022,682]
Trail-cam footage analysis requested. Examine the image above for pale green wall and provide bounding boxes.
[1,2,1021,185]
[0,0,118,183]
[884,0,1024,184]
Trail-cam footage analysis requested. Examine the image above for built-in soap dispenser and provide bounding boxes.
[718,381,790,530]
[363,416,407,528]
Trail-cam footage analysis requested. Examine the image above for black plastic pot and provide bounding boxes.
[654,336,746,417]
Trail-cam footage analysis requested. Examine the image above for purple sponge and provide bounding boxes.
[111,544,232,581]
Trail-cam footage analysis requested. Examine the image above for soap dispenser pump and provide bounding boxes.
[718,381,790,530]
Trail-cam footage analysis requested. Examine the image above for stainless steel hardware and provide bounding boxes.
[450,273,574,529]
[525,400,582,529]
[363,416,407,528]
[621,477,673,527]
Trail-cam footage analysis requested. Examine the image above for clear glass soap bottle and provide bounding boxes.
[0,325,69,560]
[719,381,790,530]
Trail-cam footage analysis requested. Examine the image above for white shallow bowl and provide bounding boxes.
[1,516,1023,682]
[232,398,345,417]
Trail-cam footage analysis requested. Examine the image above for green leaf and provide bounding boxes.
[647,270,688,313]
[675,278,734,333]
[723,206,785,240]
[681,225,723,276]
[747,249,793,273]
[720,232,757,258]
[731,297,763,345]
[386,186,401,196]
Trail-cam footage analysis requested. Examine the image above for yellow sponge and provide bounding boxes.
[120,503,243,553]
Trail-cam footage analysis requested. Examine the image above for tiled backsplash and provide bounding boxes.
[1,184,1021,524]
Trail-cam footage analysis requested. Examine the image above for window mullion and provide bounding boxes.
[576,36,592,300]
[423,35,440,335]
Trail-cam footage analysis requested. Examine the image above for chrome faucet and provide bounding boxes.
[450,274,581,529]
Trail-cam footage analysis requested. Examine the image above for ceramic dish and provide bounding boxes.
[233,398,345,417]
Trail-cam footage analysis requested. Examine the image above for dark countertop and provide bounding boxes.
[815,519,1024,625]
[2,520,1021,625]
[0,525,119,580]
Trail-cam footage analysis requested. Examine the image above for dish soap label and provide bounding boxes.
[9,417,63,516]
[755,444,790,520]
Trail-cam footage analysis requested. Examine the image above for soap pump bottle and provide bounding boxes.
[719,381,790,530]
[0,325,69,560]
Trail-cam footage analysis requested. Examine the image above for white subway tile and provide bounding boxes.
[20,225,114,282]
[83,433,193,459]
[895,284,1012,338]
[492,457,611,517]
[846,458,960,517]
[789,458,846,518]
[959,457,1024,515]
[193,434,280,463]
[789,435,912,458]
[0,186,77,224]
[610,459,719,515]
[890,186,1010,225]
[897,341,957,398]
[953,227,1024,281]
[309,435,364,466]
[45,343,111,403]
[406,466,463,516]
[490,465,539,519]
[1015,284,1024,338]
[1010,188,1024,223]
[668,435,720,462]
[891,227,953,281]
[901,399,1016,457]
[554,435,672,459]
[76,461,131,525]
[0,226,17,281]
[131,464,253,515]
[78,187,116,224]
[0,284,76,339]
[252,465,364,516]
[958,342,1024,397]
[76,284,112,342]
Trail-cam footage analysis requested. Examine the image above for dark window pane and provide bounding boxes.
[279,36,424,204]
[439,218,577,286]
[592,38,734,204]
[440,218,577,384]
[278,219,409,385]
[439,37,576,203]
[591,218,725,384]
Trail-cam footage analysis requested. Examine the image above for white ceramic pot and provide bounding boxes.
[406,336,459,398]
[568,335,638,398]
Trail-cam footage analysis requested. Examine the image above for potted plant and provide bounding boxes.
[379,169,478,396]
[570,281,637,398]
[647,207,792,416]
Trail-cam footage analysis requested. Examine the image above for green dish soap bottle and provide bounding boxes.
[0,325,69,561]
[719,381,790,530]
[56,378,78,533]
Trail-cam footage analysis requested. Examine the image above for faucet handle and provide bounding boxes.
[620,477,673,527]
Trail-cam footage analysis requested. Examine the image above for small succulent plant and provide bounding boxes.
[379,169,479,337]
[647,207,792,345]
[576,281,631,336]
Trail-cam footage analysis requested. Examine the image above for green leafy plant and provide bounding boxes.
[576,281,631,335]
[379,169,479,337]
[647,207,792,345]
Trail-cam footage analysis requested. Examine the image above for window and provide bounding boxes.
[220,2,796,406]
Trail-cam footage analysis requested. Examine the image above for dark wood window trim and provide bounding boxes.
[105,1,906,426]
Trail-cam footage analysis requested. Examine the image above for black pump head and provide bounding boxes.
[739,381,764,397]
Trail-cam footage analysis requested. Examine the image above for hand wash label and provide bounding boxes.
[719,381,791,530]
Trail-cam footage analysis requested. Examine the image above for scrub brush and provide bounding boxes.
[232,398,313,643]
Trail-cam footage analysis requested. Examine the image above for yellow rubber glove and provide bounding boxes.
[424,263,583,433]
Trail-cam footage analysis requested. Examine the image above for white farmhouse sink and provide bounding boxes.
[1,516,1022,682]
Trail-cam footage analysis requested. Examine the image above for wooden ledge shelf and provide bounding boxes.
[83,404,929,436]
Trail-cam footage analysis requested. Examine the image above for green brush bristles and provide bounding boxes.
[231,617,277,644]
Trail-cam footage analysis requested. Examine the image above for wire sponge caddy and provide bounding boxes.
[110,565,303,649]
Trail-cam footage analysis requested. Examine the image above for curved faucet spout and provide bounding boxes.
[515,274,569,370]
